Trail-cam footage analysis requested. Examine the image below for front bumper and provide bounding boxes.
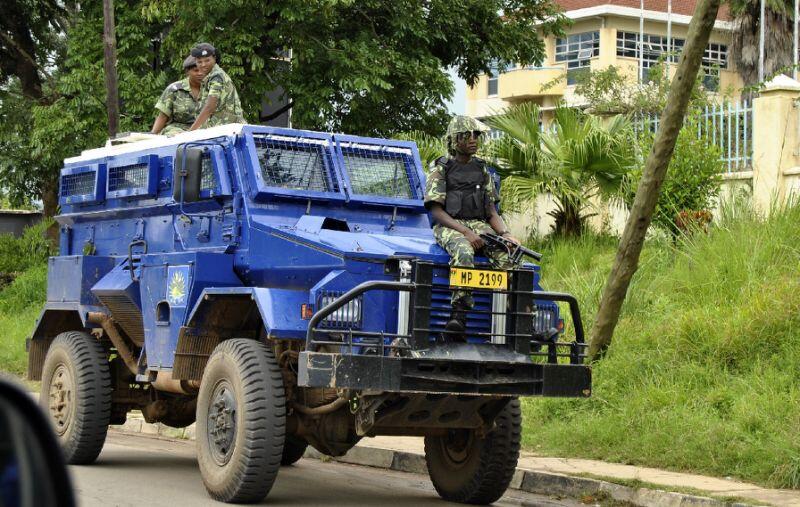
[299,342,591,397]
[298,261,592,398]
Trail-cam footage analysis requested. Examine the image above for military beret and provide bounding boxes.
[182,55,197,70]
[190,43,216,58]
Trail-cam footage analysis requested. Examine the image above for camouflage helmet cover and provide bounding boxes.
[445,115,490,154]
[446,115,490,138]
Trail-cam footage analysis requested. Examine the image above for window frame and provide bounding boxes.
[241,127,347,204]
[105,154,159,200]
[59,163,106,206]
[555,31,600,85]
[332,134,426,210]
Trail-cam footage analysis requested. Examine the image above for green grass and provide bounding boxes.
[524,201,800,489]
[0,264,47,377]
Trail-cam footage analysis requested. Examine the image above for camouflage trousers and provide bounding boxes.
[161,123,191,137]
[433,219,517,308]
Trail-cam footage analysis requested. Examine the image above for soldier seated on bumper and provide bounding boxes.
[424,115,521,340]
[151,56,203,136]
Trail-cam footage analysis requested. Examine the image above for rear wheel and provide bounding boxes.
[281,435,308,466]
[424,398,521,504]
[40,331,112,465]
[196,339,286,503]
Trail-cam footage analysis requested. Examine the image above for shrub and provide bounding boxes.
[624,120,722,238]
[0,218,55,275]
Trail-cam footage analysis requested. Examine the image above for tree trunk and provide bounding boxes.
[102,0,120,138]
[587,0,721,360]
[42,177,59,219]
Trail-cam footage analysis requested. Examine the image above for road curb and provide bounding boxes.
[303,445,751,507]
[109,420,754,507]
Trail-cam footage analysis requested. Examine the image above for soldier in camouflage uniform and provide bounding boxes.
[424,115,521,339]
[151,56,203,136]
[189,43,245,130]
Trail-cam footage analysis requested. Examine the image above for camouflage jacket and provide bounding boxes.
[199,64,245,127]
[154,78,200,135]
[424,156,499,214]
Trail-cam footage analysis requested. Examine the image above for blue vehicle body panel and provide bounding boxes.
[35,124,559,377]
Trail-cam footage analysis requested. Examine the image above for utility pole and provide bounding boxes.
[639,0,644,82]
[794,0,798,79]
[588,0,722,360]
[667,0,672,73]
[102,0,120,138]
[759,0,765,83]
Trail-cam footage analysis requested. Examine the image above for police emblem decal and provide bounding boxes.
[166,266,190,307]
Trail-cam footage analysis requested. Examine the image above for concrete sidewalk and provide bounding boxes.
[349,436,800,506]
[113,414,799,506]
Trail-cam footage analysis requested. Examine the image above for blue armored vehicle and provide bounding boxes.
[29,124,590,504]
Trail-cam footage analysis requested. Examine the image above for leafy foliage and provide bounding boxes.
[574,64,711,115]
[396,131,446,171]
[487,103,636,236]
[624,120,723,238]
[0,219,56,274]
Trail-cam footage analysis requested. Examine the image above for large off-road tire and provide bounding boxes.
[40,331,112,465]
[424,398,521,505]
[281,435,308,466]
[196,339,286,503]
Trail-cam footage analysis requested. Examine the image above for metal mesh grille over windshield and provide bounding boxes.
[61,171,96,197]
[254,135,337,193]
[108,163,149,192]
[341,144,415,199]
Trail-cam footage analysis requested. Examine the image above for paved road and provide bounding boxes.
[69,432,581,507]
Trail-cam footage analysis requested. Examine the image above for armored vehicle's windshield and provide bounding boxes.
[340,145,415,199]
[254,134,338,193]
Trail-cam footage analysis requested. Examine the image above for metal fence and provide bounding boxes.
[634,102,753,173]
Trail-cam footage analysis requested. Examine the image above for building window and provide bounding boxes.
[488,70,498,96]
[616,31,677,81]
[616,32,728,88]
[486,61,516,96]
[555,31,600,85]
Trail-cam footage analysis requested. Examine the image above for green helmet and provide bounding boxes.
[445,115,490,154]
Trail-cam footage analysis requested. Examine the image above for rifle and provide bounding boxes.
[480,233,543,264]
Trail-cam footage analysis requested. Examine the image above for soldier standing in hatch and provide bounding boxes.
[189,42,245,130]
[151,56,204,136]
[424,115,521,339]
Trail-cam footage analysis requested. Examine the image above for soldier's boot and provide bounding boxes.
[444,301,470,342]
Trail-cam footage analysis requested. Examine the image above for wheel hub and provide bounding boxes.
[207,381,237,465]
[48,364,74,436]
[442,429,474,466]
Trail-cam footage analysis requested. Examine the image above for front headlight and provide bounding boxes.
[319,293,363,328]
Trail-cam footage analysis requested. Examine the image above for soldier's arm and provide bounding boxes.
[151,113,170,135]
[487,207,519,245]
[190,75,224,130]
[190,96,218,131]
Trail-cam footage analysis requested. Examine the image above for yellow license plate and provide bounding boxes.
[449,268,508,290]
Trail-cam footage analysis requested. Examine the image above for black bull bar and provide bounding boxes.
[298,262,592,398]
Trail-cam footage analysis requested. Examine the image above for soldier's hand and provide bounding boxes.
[464,230,485,250]
[502,233,521,245]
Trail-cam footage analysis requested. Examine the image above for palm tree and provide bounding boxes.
[487,103,635,237]
[729,0,794,87]
[396,131,446,171]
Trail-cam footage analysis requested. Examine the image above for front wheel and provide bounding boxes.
[196,339,286,503]
[40,331,112,465]
[424,399,521,505]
